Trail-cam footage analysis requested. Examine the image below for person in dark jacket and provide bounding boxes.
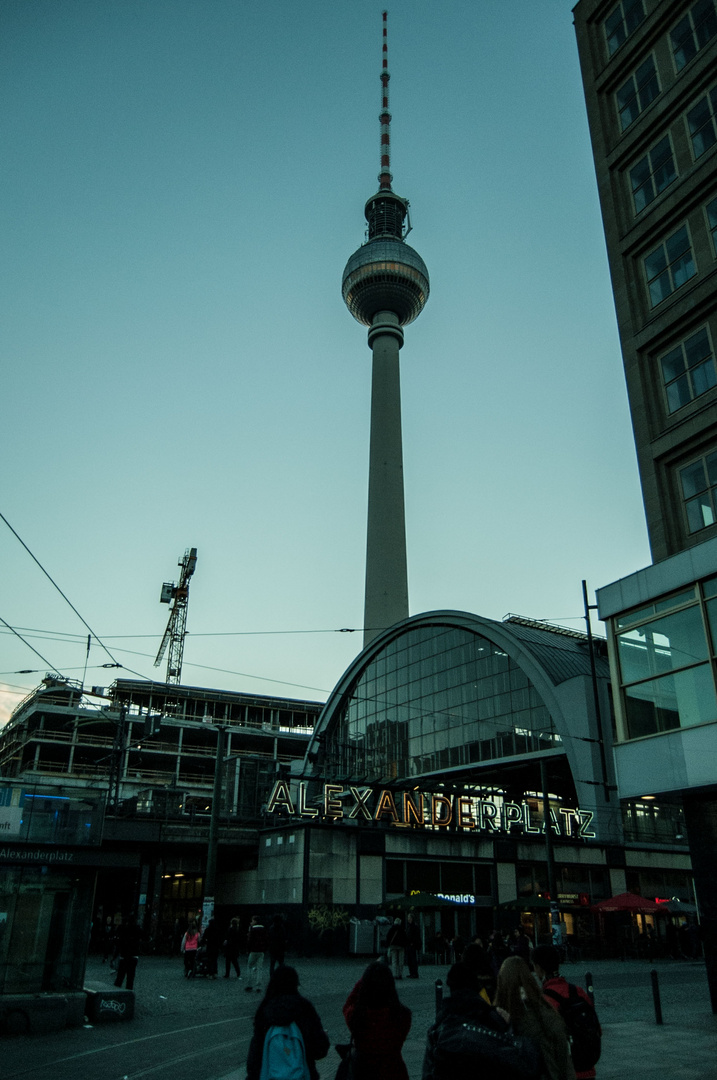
[422,961,524,1080]
[495,956,574,1080]
[246,915,268,993]
[405,914,421,979]
[386,918,408,979]
[224,916,242,979]
[200,917,221,979]
[343,960,411,1080]
[267,914,287,976]
[246,965,329,1080]
[113,915,142,991]
[532,945,601,1080]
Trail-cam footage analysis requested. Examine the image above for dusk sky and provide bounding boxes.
[0,0,651,723]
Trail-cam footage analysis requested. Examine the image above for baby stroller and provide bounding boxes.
[194,945,211,977]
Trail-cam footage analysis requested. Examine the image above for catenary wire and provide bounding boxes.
[0,509,122,667]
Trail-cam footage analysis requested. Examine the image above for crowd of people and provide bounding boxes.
[100,911,602,1079]
[241,930,600,1080]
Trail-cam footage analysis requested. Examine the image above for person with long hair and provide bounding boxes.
[343,961,411,1080]
[246,965,329,1080]
[494,956,575,1080]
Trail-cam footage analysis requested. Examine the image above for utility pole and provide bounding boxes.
[203,724,227,927]
[541,758,561,944]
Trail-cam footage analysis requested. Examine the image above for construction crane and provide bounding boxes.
[154,547,197,685]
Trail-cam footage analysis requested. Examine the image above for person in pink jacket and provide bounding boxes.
[181,919,201,978]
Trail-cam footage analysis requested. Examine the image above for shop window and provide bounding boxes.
[386,861,405,894]
[605,0,645,55]
[660,327,716,412]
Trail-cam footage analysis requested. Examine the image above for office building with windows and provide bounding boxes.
[573,0,717,1007]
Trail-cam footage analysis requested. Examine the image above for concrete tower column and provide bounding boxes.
[364,311,407,647]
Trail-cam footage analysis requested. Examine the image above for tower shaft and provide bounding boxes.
[364,313,408,647]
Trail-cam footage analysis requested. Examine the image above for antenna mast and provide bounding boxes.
[379,10,392,191]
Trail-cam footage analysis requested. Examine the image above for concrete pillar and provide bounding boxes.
[364,310,408,648]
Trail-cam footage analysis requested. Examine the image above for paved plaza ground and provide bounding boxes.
[2,953,715,1080]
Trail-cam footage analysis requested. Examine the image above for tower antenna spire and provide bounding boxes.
[379,10,392,191]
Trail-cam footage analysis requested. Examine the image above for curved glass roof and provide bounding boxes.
[311,611,608,785]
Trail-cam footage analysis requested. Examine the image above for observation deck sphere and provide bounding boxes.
[342,239,429,327]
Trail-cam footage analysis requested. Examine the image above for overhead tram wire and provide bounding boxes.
[0,614,64,677]
[0,509,121,670]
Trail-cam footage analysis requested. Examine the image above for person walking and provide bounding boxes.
[200,916,221,979]
[532,945,601,1080]
[113,915,142,991]
[386,917,407,980]
[405,914,421,979]
[181,919,201,978]
[423,960,541,1080]
[224,916,242,979]
[343,961,411,1080]
[268,913,287,976]
[246,965,329,1080]
[495,956,574,1080]
[101,915,115,963]
[246,914,268,993]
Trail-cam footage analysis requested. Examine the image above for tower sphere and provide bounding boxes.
[342,237,429,328]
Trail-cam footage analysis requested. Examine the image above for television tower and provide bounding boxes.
[342,11,429,648]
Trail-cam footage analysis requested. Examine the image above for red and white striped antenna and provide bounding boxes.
[378,10,392,191]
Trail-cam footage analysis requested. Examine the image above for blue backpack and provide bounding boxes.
[259,1022,310,1080]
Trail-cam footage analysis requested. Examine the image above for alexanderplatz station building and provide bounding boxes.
[248,608,693,948]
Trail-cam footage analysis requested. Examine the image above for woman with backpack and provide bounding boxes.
[343,961,411,1080]
[494,956,575,1080]
[246,965,329,1080]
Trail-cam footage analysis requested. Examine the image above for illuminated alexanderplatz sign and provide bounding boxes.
[266,781,596,838]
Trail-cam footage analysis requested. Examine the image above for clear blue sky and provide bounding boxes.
[0,0,651,722]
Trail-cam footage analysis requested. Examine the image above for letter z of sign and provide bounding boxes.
[348,786,373,821]
[577,810,595,838]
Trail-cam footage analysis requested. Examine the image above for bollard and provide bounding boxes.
[650,968,663,1025]
[584,971,595,1005]
[435,979,443,1019]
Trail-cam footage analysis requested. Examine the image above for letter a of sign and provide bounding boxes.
[267,781,294,815]
[374,790,399,824]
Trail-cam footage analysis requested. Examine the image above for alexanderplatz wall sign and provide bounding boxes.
[266,781,596,839]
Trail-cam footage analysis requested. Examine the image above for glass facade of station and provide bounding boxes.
[323,622,561,782]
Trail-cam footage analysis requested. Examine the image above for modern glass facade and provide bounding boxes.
[614,579,717,739]
[323,623,560,782]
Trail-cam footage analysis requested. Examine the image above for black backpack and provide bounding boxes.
[544,984,601,1072]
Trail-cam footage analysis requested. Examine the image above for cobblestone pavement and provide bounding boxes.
[2,954,715,1080]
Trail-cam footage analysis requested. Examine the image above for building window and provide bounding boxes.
[680,450,717,532]
[707,197,717,254]
[616,591,717,738]
[671,0,717,71]
[644,226,696,307]
[617,55,659,130]
[605,0,645,56]
[661,328,716,412]
[687,87,717,158]
[630,136,677,214]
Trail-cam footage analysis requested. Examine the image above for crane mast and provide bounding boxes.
[154,547,197,685]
